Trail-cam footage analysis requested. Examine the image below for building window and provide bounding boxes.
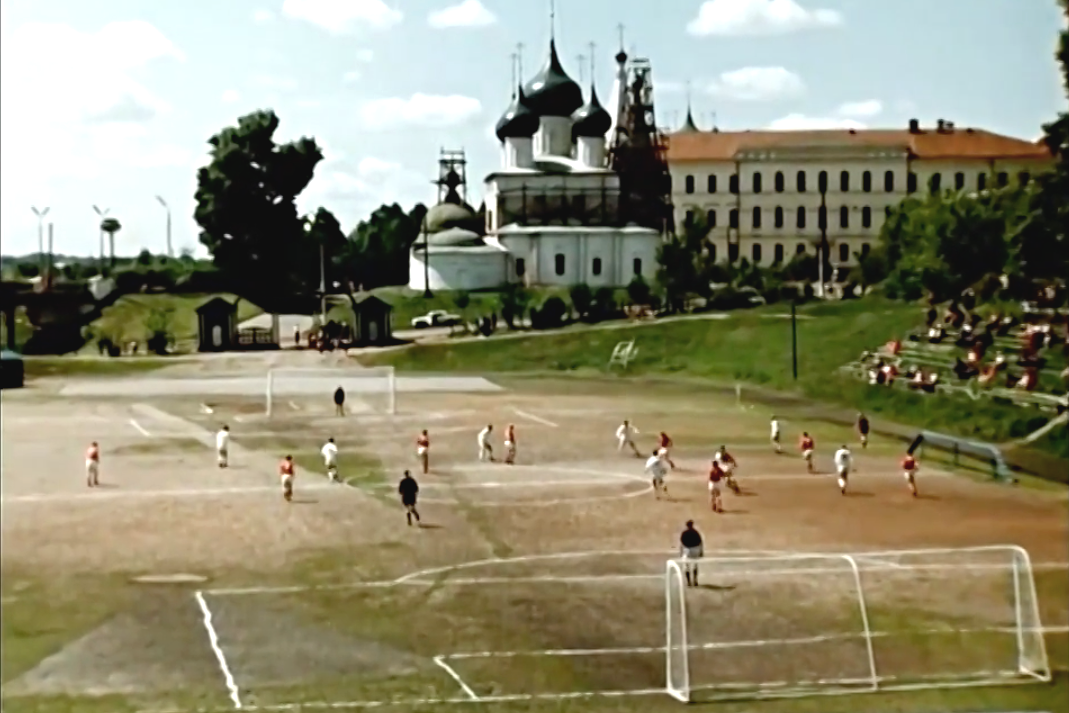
[684,210,694,226]
[818,206,827,230]
[861,206,872,228]
[706,209,716,227]
[774,243,784,263]
[515,258,526,277]
[977,173,987,190]
[707,174,717,193]
[752,207,762,229]
[775,171,785,192]
[753,172,762,193]
[838,243,849,262]
[907,171,917,193]
[884,170,894,192]
[929,173,941,193]
[818,170,828,193]
[592,257,602,276]
[997,171,1009,187]
[1018,171,1031,185]
[796,206,806,229]
[572,194,586,215]
[840,170,850,192]
[774,206,784,228]
[862,171,872,193]
[709,243,716,261]
[839,206,849,228]
[954,171,965,190]
[729,174,739,194]
[752,243,762,263]
[729,209,739,229]
[684,175,694,194]
[633,258,642,276]
[554,253,565,276]
[728,243,739,261]
[860,243,871,257]
[797,171,807,192]
[796,243,806,255]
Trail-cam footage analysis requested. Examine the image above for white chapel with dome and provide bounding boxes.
[408,31,668,292]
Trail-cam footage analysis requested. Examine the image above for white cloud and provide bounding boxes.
[687,0,842,36]
[359,93,482,129]
[428,0,496,28]
[302,155,428,225]
[341,49,374,83]
[252,8,275,23]
[254,74,299,91]
[706,67,804,101]
[343,70,362,83]
[836,100,883,118]
[221,89,241,104]
[766,113,866,130]
[658,80,686,94]
[355,48,374,62]
[281,0,402,34]
[296,98,322,109]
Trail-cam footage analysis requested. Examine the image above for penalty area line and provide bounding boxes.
[511,407,558,428]
[432,655,480,701]
[193,591,242,709]
[129,419,152,437]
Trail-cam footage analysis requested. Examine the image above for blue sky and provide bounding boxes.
[0,0,1064,258]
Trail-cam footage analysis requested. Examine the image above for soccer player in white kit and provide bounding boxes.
[477,424,494,462]
[770,416,782,453]
[321,437,339,482]
[616,420,641,456]
[833,444,853,495]
[645,449,669,498]
[215,425,230,468]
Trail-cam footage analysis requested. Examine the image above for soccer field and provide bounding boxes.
[1,369,1067,713]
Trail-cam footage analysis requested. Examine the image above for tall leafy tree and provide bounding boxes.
[194,110,324,309]
[343,202,426,289]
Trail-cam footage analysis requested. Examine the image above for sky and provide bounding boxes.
[0,0,1065,258]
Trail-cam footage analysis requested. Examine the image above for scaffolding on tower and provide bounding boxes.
[436,148,468,204]
[608,56,674,235]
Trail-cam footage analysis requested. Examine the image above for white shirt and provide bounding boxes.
[478,427,492,446]
[645,455,667,478]
[834,449,852,470]
[770,420,780,437]
[617,424,637,440]
[216,430,229,451]
[321,442,338,463]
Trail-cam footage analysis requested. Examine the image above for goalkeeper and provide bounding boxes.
[333,386,345,416]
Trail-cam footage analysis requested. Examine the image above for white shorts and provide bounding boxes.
[803,449,813,460]
[903,469,915,480]
[720,462,735,475]
[708,481,721,494]
[682,545,703,560]
[860,434,869,443]
[417,446,428,456]
[651,471,665,484]
[325,459,337,470]
[618,436,633,445]
[657,447,669,458]
[86,460,99,474]
[771,432,780,442]
[504,440,515,450]
[837,466,849,477]
[281,474,294,488]
[217,447,228,457]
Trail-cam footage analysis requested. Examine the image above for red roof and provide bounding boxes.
[666,127,1052,162]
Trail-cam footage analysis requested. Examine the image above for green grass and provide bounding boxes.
[358,297,1068,459]
[84,292,262,353]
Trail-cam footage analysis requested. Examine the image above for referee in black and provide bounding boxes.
[679,520,704,587]
[398,470,421,527]
[334,386,346,416]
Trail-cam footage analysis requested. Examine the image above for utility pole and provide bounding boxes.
[31,206,49,274]
[155,195,173,257]
[92,205,109,274]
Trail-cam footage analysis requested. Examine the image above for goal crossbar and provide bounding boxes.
[664,545,1050,704]
[265,366,396,416]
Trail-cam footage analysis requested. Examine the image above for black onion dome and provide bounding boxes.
[523,40,583,117]
[572,85,612,139]
[615,49,627,65]
[495,85,539,141]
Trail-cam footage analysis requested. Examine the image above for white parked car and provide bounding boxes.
[411,309,461,329]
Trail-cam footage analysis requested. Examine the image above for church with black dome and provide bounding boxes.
[409,32,663,292]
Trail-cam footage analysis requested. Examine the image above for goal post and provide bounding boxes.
[663,546,1050,704]
[265,366,396,416]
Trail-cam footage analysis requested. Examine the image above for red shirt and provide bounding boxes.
[659,433,673,448]
[709,463,723,482]
[800,437,814,451]
[505,426,515,443]
[86,445,99,461]
[279,460,294,476]
[902,456,916,471]
[417,434,429,448]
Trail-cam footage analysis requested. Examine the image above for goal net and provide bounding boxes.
[665,546,1049,704]
[266,366,396,416]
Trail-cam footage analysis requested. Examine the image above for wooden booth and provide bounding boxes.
[350,294,394,346]
[196,297,237,352]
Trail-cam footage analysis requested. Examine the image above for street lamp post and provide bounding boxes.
[155,196,173,257]
[31,206,49,273]
[92,205,110,273]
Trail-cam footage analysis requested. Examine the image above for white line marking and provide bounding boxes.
[432,655,479,700]
[1,483,337,504]
[511,408,558,428]
[371,478,632,490]
[194,591,242,709]
[288,401,301,411]
[129,419,152,437]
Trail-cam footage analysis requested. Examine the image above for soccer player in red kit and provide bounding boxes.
[657,432,676,469]
[708,460,725,513]
[902,452,919,497]
[799,433,815,473]
[416,430,430,474]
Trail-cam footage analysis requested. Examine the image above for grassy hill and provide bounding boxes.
[360,297,1068,459]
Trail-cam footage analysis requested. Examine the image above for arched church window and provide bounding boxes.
[555,253,565,276]
[592,257,602,276]
[515,258,526,277]
[633,258,642,276]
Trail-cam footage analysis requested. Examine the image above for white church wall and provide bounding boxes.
[408,249,508,292]
[535,116,573,157]
[497,227,661,289]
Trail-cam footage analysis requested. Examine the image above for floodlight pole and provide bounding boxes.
[92,205,110,274]
[155,195,173,257]
[31,206,49,273]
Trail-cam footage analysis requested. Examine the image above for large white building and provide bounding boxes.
[665,116,1053,267]
[409,37,663,292]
